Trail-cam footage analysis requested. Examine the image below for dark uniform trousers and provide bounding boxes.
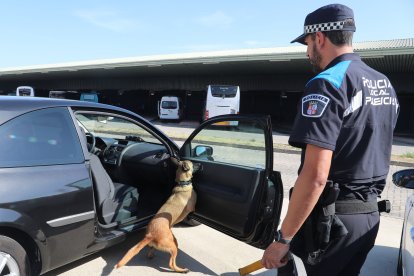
[279,211,380,276]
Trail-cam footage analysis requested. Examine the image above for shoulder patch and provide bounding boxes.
[301,94,330,118]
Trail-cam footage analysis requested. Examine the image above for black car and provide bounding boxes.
[0,97,283,275]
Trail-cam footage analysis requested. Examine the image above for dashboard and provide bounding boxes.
[93,135,170,187]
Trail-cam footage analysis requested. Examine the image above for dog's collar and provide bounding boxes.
[176,180,192,186]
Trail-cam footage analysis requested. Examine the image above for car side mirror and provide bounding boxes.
[392,169,414,189]
[194,145,213,158]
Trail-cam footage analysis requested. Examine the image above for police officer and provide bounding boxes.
[262,4,399,275]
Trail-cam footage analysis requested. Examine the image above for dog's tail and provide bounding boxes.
[114,236,153,269]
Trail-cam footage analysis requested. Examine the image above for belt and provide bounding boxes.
[335,199,378,214]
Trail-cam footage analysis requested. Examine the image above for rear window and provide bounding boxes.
[82,94,97,101]
[211,86,238,98]
[50,91,66,98]
[161,101,178,109]
[0,107,84,167]
[17,88,33,96]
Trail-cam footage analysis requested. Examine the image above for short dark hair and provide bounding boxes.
[309,18,355,46]
[323,18,355,46]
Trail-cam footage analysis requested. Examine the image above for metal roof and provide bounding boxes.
[0,38,413,76]
[354,38,414,50]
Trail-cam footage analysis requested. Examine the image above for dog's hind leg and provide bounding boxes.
[114,236,153,269]
[167,234,189,273]
[146,246,155,259]
[169,247,189,273]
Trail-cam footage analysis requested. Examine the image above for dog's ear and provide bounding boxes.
[192,162,202,174]
[181,162,191,172]
[170,157,180,167]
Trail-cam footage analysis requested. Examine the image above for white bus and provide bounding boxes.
[16,86,35,97]
[203,85,240,125]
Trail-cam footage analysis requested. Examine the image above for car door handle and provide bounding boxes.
[410,227,414,242]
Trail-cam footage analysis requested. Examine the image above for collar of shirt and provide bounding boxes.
[324,53,361,71]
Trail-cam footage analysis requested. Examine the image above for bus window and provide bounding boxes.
[49,91,78,100]
[80,92,99,103]
[204,85,240,122]
[49,91,67,99]
[16,86,35,97]
[211,86,238,98]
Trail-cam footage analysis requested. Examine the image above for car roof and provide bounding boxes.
[0,96,135,125]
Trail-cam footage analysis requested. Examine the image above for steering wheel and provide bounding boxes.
[85,132,96,153]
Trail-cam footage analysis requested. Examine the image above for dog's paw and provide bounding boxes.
[171,267,190,273]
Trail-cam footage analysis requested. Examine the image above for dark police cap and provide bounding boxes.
[291,4,356,44]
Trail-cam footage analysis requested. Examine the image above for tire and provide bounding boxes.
[0,235,31,276]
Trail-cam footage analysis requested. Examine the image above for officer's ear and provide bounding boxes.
[316,31,328,48]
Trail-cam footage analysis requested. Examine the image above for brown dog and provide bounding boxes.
[115,158,197,273]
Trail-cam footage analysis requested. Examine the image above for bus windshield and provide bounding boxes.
[83,94,96,101]
[211,86,238,98]
[16,86,35,97]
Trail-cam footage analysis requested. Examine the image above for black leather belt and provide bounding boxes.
[335,199,379,214]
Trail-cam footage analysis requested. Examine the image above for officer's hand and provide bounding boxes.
[261,241,290,269]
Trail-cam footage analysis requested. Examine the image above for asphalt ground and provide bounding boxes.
[42,119,412,275]
[43,197,403,276]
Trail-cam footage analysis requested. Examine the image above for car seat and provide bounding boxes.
[78,126,139,224]
[89,154,139,224]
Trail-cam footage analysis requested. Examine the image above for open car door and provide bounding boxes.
[179,115,283,249]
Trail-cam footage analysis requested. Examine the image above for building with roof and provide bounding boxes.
[1,38,413,135]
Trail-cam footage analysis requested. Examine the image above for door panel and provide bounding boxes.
[180,115,283,248]
[192,161,265,235]
[0,107,95,272]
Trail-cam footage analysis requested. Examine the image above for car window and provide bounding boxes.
[0,107,84,167]
[75,113,163,145]
[183,120,266,168]
[161,101,178,109]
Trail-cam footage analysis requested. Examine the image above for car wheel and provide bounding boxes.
[397,229,403,276]
[0,235,31,276]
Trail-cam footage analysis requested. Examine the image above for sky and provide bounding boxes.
[0,0,413,68]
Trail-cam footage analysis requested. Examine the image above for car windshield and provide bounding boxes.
[75,113,162,144]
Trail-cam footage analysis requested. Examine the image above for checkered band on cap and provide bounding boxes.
[304,20,345,34]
